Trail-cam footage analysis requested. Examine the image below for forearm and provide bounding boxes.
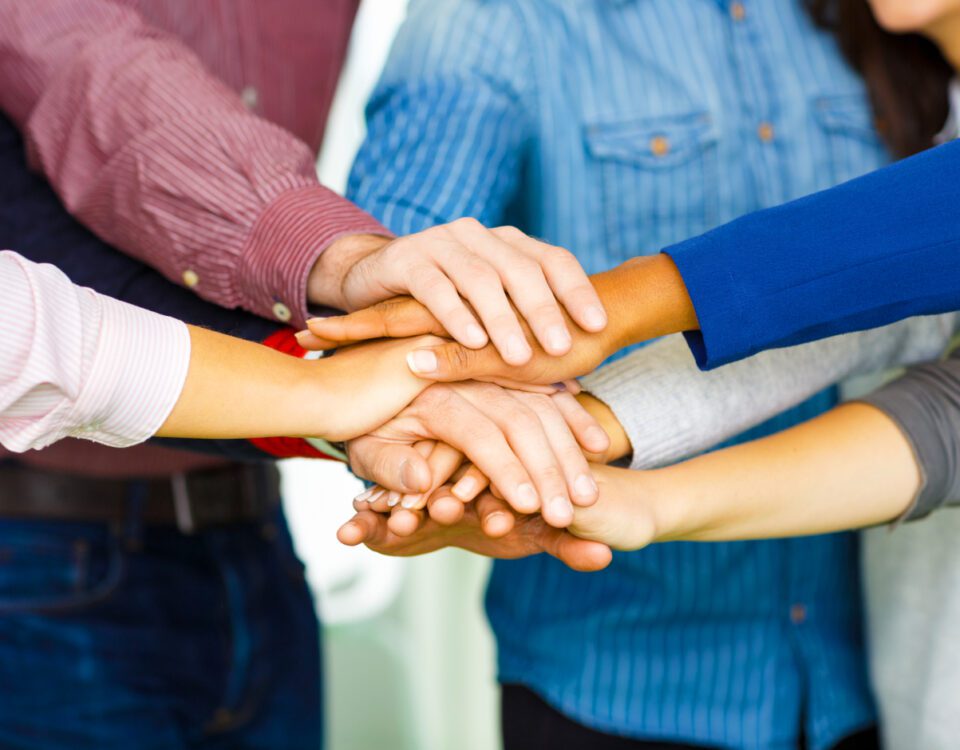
[650,403,921,542]
[581,313,958,469]
[157,326,336,440]
[590,254,698,351]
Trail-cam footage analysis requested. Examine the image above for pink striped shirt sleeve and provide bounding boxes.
[0,0,387,329]
[0,251,191,452]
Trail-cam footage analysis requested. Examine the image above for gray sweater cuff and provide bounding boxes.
[858,349,960,522]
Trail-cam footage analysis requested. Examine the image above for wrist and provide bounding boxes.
[576,393,631,463]
[307,233,392,310]
[591,255,697,351]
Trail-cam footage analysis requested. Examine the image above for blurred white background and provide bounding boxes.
[280,2,501,748]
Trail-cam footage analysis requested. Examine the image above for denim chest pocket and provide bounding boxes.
[812,94,889,185]
[584,111,719,259]
[0,521,124,613]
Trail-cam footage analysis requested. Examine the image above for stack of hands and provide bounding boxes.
[293,220,675,572]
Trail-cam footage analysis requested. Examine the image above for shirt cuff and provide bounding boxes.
[238,186,391,329]
[662,237,753,370]
[580,346,709,470]
[70,293,192,448]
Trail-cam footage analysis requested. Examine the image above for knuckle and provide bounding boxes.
[453,216,483,232]
[442,344,476,373]
[543,245,580,268]
[492,225,525,241]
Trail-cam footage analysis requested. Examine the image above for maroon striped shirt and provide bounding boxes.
[0,0,384,476]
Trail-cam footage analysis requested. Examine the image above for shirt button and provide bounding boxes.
[272,302,292,323]
[790,603,807,624]
[757,122,775,143]
[650,135,671,157]
[241,86,259,110]
[182,269,199,288]
[730,2,747,21]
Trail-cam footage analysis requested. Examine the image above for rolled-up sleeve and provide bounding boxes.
[0,251,190,451]
[859,347,960,522]
[0,0,386,328]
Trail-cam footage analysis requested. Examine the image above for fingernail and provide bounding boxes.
[506,334,531,363]
[452,476,478,500]
[306,317,325,326]
[387,491,402,507]
[294,330,312,344]
[575,473,598,498]
[352,499,367,512]
[368,489,386,506]
[407,349,438,375]
[516,483,539,511]
[548,495,574,526]
[354,487,376,503]
[466,323,487,347]
[546,325,571,353]
[401,495,420,509]
[583,306,608,331]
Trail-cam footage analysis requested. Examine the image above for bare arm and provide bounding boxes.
[571,402,922,550]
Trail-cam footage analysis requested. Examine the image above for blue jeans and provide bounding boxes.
[0,501,321,750]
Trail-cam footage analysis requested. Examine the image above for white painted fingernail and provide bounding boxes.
[453,476,479,500]
[387,491,402,507]
[466,323,487,346]
[546,325,571,353]
[354,487,376,503]
[575,473,598,498]
[506,334,531,362]
[548,495,574,525]
[401,495,420,509]
[583,306,608,331]
[516,483,539,511]
[407,349,438,374]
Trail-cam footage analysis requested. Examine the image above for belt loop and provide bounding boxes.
[172,472,197,535]
[124,481,148,549]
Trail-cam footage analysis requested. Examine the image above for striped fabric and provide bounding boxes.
[348,1,892,748]
[0,0,382,476]
[0,0,386,330]
[0,251,190,452]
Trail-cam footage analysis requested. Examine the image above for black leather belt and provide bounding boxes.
[0,462,281,534]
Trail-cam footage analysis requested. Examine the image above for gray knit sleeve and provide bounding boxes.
[859,347,960,522]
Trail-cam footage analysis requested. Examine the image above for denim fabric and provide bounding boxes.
[0,494,321,750]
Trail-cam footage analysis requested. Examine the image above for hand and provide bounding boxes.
[299,294,620,387]
[304,255,700,386]
[306,221,608,365]
[309,335,442,443]
[567,463,668,551]
[337,498,613,573]
[346,382,610,528]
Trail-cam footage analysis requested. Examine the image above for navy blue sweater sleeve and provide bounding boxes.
[664,139,960,369]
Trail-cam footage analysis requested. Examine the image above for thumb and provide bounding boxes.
[539,526,613,572]
[405,341,501,381]
[306,297,445,347]
[348,438,433,494]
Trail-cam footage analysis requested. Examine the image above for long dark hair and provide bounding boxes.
[808,0,953,157]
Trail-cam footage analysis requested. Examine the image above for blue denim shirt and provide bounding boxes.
[349,2,890,748]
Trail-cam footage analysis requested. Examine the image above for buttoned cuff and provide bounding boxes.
[239,186,391,328]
